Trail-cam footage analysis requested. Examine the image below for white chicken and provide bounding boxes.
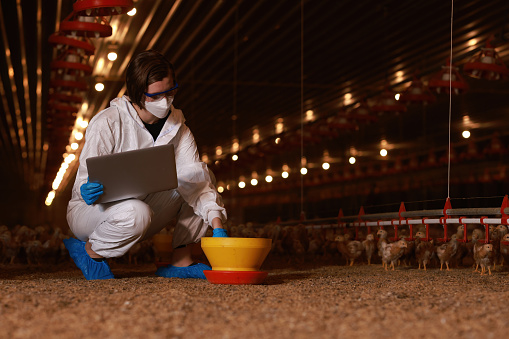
[436,234,459,271]
[362,234,375,265]
[376,229,389,263]
[381,239,407,271]
[414,231,434,271]
[474,243,494,275]
[335,235,363,266]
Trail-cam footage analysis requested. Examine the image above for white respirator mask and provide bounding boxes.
[144,96,173,119]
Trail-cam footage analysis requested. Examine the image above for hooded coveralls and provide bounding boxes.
[66,96,227,258]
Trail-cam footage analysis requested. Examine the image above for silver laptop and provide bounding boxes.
[86,144,178,204]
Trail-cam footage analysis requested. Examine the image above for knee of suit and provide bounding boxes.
[108,199,153,239]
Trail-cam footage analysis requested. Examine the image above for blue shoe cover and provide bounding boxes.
[63,238,114,280]
[155,263,211,279]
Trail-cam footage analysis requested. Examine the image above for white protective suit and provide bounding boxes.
[66,96,227,258]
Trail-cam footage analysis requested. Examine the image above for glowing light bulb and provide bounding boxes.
[462,130,471,139]
[265,175,273,183]
[322,162,330,170]
[107,52,118,61]
[349,156,356,164]
[380,149,388,157]
[215,146,222,156]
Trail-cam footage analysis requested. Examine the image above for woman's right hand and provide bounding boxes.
[80,178,104,205]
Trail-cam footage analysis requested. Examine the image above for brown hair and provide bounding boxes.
[125,50,176,110]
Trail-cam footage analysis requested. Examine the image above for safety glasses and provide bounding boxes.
[144,83,179,100]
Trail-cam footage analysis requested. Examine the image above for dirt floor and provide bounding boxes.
[1,253,509,339]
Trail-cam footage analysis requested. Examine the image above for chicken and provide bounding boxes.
[455,224,466,239]
[323,232,339,259]
[489,228,502,267]
[307,229,325,257]
[292,224,309,254]
[335,235,363,266]
[465,232,480,266]
[381,239,407,271]
[499,233,509,266]
[239,223,257,238]
[474,243,494,275]
[278,226,306,264]
[0,230,20,264]
[128,239,154,265]
[267,224,282,254]
[377,229,388,261]
[280,226,295,256]
[496,225,508,238]
[362,234,375,265]
[436,234,459,271]
[398,236,415,266]
[415,232,434,271]
[471,228,484,241]
[493,225,508,265]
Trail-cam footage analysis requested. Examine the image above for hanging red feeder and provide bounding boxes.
[47,112,79,122]
[47,101,80,113]
[59,11,112,38]
[310,120,339,138]
[371,87,407,115]
[51,60,93,76]
[50,79,89,92]
[48,33,95,56]
[399,76,436,105]
[48,93,83,104]
[326,111,358,131]
[428,59,468,95]
[73,0,134,16]
[348,101,378,123]
[463,39,509,80]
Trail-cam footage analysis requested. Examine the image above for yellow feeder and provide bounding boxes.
[201,237,272,272]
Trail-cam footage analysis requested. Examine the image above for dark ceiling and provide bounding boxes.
[1,0,509,224]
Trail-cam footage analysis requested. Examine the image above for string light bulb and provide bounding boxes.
[107,52,118,61]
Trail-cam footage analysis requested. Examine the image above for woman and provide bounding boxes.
[64,50,228,280]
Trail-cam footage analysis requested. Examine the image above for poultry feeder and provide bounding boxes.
[201,237,272,285]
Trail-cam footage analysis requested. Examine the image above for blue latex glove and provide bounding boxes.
[213,228,228,237]
[80,178,104,205]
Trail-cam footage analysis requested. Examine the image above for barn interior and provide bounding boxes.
[1,1,509,338]
[1,0,508,229]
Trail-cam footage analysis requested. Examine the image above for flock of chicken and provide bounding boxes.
[236,222,509,275]
[0,224,69,265]
[1,221,509,276]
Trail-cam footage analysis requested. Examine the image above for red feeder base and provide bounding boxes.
[204,270,268,285]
